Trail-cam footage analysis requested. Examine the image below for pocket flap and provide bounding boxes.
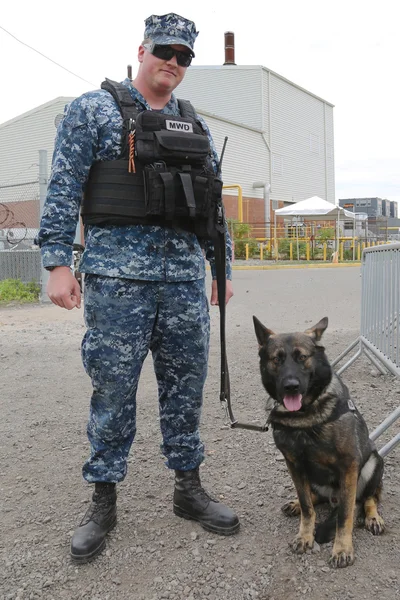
[155,131,209,155]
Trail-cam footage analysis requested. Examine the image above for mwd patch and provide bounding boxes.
[166,119,194,132]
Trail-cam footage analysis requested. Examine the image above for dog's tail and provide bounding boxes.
[314,507,338,544]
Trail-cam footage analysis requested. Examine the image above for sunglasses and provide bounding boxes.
[144,43,193,68]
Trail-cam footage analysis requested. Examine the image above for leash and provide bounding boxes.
[214,229,268,432]
[214,140,268,433]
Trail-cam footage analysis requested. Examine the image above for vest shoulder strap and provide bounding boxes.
[178,99,199,122]
[101,78,138,120]
[101,80,198,121]
[100,80,202,130]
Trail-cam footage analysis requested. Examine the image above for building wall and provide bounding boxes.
[339,197,391,218]
[176,66,264,130]
[0,98,76,243]
[2,199,39,228]
[177,65,335,207]
[267,72,335,204]
[1,65,336,237]
[196,110,269,211]
[0,98,73,203]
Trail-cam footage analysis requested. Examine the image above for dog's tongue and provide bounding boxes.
[283,394,303,411]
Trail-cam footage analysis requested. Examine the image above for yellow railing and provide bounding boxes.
[236,238,391,262]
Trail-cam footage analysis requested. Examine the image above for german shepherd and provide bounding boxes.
[253,316,385,568]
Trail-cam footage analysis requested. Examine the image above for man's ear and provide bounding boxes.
[138,45,145,63]
[305,317,328,342]
[253,316,274,348]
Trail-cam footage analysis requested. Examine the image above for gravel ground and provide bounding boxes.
[1,266,399,600]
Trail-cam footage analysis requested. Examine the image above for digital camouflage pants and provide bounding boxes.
[81,274,210,483]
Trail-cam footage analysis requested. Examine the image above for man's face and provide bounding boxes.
[138,43,189,93]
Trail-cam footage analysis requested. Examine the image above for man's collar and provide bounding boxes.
[121,78,178,112]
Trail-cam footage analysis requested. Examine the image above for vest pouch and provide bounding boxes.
[135,110,210,166]
[143,163,184,220]
[153,131,210,166]
[195,177,224,239]
[143,162,167,216]
[193,173,215,218]
[144,164,214,221]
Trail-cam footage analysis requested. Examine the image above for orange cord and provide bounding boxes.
[128,131,136,173]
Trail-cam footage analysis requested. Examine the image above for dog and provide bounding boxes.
[253,315,385,568]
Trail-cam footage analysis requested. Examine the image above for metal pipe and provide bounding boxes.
[331,338,360,367]
[361,335,400,377]
[378,433,400,458]
[39,150,50,304]
[370,406,400,441]
[223,184,243,222]
[252,182,271,240]
[335,348,362,376]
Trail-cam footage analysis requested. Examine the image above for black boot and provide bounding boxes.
[173,469,240,536]
[70,483,117,563]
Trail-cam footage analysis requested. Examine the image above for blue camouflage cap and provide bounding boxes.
[144,13,199,56]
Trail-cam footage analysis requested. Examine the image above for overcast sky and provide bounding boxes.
[1,0,399,203]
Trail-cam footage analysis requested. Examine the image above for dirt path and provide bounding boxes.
[1,268,399,600]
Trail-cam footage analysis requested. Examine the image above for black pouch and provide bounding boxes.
[209,178,225,237]
[195,177,224,240]
[143,163,214,220]
[135,110,210,166]
[143,162,167,217]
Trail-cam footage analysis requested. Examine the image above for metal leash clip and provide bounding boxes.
[220,398,238,428]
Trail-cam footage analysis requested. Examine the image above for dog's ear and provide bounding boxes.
[253,316,275,347]
[305,317,328,342]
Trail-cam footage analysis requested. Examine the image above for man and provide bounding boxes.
[38,12,239,563]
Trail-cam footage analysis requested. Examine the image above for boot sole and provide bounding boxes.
[173,505,240,536]
[70,517,117,564]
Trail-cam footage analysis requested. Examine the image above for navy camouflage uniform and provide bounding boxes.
[38,80,232,483]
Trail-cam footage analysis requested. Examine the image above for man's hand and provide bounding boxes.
[210,279,233,306]
[47,266,81,310]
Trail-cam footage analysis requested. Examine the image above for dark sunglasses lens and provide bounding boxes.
[152,45,174,60]
[152,45,192,67]
[176,52,192,67]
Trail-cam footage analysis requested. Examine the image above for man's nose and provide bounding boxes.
[166,54,178,66]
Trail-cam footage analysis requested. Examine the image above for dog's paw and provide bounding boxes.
[365,515,385,535]
[329,547,355,569]
[290,534,314,554]
[281,500,300,517]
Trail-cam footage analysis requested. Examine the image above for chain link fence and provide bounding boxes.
[0,168,41,284]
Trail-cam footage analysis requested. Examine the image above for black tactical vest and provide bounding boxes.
[81,79,223,239]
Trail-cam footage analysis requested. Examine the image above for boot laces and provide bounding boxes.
[80,495,114,526]
[188,477,217,503]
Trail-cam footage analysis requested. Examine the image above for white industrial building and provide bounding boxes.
[177,64,335,210]
[0,98,73,195]
[0,36,335,237]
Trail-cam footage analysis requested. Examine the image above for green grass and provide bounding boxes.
[0,279,40,304]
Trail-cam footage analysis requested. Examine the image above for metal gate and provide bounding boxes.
[332,243,400,456]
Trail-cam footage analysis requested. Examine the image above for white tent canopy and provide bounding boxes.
[274,196,362,259]
[275,196,357,221]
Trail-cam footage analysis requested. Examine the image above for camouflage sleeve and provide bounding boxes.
[196,115,232,280]
[38,96,99,268]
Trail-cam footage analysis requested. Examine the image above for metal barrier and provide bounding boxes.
[332,243,400,456]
